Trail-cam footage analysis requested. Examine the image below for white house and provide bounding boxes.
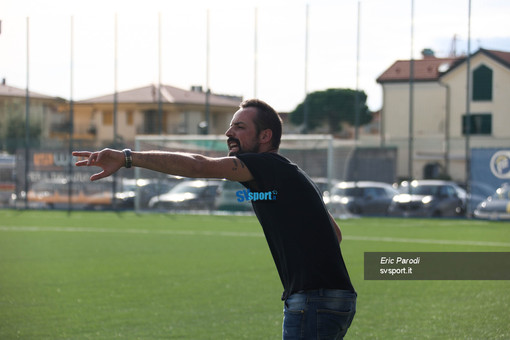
[374,48,510,182]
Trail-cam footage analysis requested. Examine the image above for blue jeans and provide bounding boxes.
[282,289,357,340]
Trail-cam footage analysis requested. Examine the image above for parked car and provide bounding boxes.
[25,178,112,210]
[324,181,398,216]
[311,177,339,195]
[457,181,496,216]
[115,176,184,209]
[148,179,222,211]
[473,183,510,220]
[215,180,253,212]
[388,180,466,217]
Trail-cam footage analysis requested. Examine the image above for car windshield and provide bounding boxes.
[331,187,360,197]
[170,182,207,194]
[408,185,441,196]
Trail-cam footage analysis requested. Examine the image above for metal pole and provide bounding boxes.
[439,82,451,176]
[465,0,472,215]
[113,13,118,143]
[134,138,141,213]
[327,135,334,191]
[205,9,210,135]
[158,12,163,135]
[354,0,361,141]
[408,0,415,180]
[112,13,119,209]
[254,7,258,98]
[68,16,74,213]
[24,17,30,209]
[303,3,310,134]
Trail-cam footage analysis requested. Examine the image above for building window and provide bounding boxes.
[103,111,113,125]
[462,113,492,135]
[472,64,492,101]
[143,109,166,134]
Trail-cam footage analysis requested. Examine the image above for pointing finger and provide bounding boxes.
[72,151,92,158]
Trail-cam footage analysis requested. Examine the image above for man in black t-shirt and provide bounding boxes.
[73,99,356,339]
[236,152,354,298]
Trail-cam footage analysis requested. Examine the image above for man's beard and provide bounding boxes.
[227,137,260,156]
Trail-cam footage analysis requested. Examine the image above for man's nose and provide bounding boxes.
[225,126,233,137]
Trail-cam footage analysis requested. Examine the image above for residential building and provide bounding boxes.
[70,84,243,148]
[374,48,510,182]
[0,79,66,151]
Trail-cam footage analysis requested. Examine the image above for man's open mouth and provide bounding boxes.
[228,138,240,152]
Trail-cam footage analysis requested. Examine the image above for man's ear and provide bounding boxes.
[259,129,273,144]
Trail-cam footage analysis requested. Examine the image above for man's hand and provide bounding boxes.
[73,149,254,182]
[72,148,124,181]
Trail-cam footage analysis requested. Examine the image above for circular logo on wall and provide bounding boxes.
[490,150,510,179]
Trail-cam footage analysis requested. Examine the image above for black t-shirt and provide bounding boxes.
[237,152,354,300]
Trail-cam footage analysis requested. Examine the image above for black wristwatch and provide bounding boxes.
[122,149,132,168]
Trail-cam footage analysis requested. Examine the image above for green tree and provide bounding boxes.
[3,114,41,154]
[289,88,372,134]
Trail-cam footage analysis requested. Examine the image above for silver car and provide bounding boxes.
[388,180,466,217]
[473,183,510,220]
[148,179,222,211]
[325,181,398,216]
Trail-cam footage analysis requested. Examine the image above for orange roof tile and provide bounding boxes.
[377,48,510,84]
[376,57,463,83]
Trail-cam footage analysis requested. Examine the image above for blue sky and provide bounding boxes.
[1,0,509,113]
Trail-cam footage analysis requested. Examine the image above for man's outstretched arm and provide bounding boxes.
[72,149,253,183]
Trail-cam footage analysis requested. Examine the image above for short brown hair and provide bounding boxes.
[240,99,282,150]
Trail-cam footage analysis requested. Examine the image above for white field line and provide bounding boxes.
[1,226,510,248]
[0,226,263,238]
[344,235,510,248]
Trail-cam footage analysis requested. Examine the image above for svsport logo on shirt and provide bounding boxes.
[236,189,278,202]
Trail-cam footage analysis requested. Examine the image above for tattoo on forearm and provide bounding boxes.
[231,159,246,171]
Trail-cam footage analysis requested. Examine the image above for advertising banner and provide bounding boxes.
[470,148,510,218]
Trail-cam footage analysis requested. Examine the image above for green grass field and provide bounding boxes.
[1,210,509,339]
